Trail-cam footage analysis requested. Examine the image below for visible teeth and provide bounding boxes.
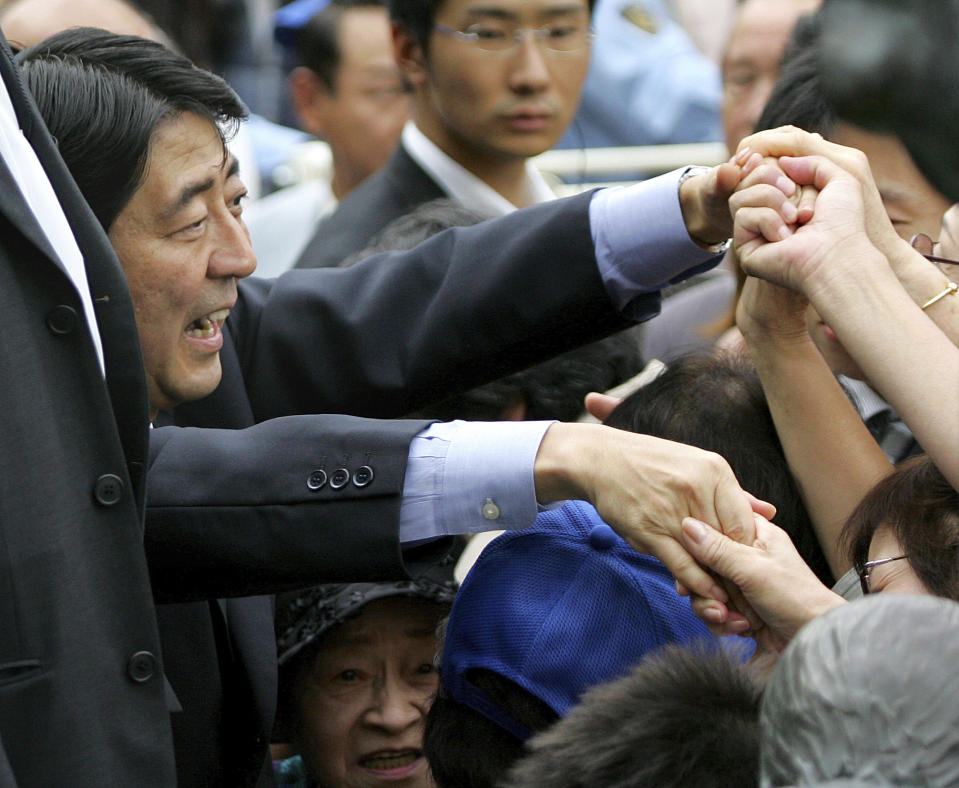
[361,751,418,770]
[185,309,229,338]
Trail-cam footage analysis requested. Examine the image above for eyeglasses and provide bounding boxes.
[433,22,594,53]
[856,554,910,595]
[910,232,959,277]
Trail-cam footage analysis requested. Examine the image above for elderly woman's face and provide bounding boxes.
[293,597,443,788]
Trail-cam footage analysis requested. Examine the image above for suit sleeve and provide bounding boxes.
[231,190,646,421]
[144,414,446,602]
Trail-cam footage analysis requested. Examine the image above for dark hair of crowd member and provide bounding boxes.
[843,455,959,599]
[424,669,559,788]
[295,0,388,91]
[604,352,834,586]
[16,28,246,231]
[501,644,761,788]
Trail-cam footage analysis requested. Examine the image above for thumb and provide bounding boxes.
[583,392,622,422]
[681,516,747,582]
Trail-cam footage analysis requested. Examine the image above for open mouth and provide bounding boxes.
[185,308,229,338]
[359,749,423,773]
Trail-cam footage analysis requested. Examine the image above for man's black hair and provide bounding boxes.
[424,669,559,788]
[388,0,596,56]
[604,352,833,585]
[501,644,761,788]
[17,27,247,231]
[295,0,388,90]
[754,12,837,135]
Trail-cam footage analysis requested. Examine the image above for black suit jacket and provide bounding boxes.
[295,142,445,269]
[0,34,175,786]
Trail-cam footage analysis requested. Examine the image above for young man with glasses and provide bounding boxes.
[295,0,595,268]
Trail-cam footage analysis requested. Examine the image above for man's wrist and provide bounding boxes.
[678,166,732,252]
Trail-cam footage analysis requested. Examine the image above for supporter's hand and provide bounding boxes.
[735,274,810,348]
[732,154,882,300]
[583,392,621,422]
[736,126,911,265]
[678,161,742,248]
[681,513,845,642]
[735,152,817,229]
[533,422,774,605]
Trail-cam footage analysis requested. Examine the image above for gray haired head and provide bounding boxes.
[761,593,959,787]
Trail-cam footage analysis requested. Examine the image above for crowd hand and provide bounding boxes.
[678,160,742,247]
[734,152,817,228]
[735,273,811,347]
[680,513,845,642]
[736,126,912,266]
[534,422,775,608]
[732,154,878,300]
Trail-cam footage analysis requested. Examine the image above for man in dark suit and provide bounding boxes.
[295,0,595,269]
[0,28,175,786]
[16,27,766,787]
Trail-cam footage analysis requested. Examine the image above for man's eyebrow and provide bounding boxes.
[464,4,585,19]
[159,155,240,224]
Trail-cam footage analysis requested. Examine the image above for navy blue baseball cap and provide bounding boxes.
[441,500,739,740]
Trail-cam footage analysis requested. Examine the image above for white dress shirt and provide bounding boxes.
[0,77,105,374]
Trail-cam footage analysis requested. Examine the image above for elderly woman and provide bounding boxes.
[273,578,456,788]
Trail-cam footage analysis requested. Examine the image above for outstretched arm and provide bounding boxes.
[734,274,892,578]
[732,152,959,490]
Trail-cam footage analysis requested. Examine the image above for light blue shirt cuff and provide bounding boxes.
[399,420,553,544]
[590,168,723,319]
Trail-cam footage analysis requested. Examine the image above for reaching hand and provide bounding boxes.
[681,513,845,642]
[533,422,774,604]
[732,154,879,300]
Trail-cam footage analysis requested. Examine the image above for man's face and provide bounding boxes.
[293,597,444,788]
[721,0,821,151]
[108,112,255,413]
[293,6,411,195]
[804,123,951,380]
[402,0,590,170]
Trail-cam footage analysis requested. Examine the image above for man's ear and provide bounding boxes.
[392,21,428,89]
[288,67,332,138]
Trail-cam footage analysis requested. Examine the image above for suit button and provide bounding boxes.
[46,305,78,335]
[306,469,327,491]
[127,651,157,683]
[353,465,374,488]
[330,468,350,489]
[93,474,124,506]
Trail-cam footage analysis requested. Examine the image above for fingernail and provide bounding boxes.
[776,175,796,196]
[709,584,729,604]
[683,516,708,544]
[781,201,797,223]
[729,619,751,634]
[735,147,751,165]
[777,225,791,241]
[703,606,724,624]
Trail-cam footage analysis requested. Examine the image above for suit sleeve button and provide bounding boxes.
[93,474,124,506]
[306,470,327,491]
[353,465,374,487]
[330,468,350,489]
[46,305,78,335]
[127,651,157,683]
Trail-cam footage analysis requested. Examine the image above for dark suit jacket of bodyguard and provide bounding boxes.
[0,32,175,785]
[295,141,445,269]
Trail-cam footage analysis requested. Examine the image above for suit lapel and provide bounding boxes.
[1,32,151,506]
